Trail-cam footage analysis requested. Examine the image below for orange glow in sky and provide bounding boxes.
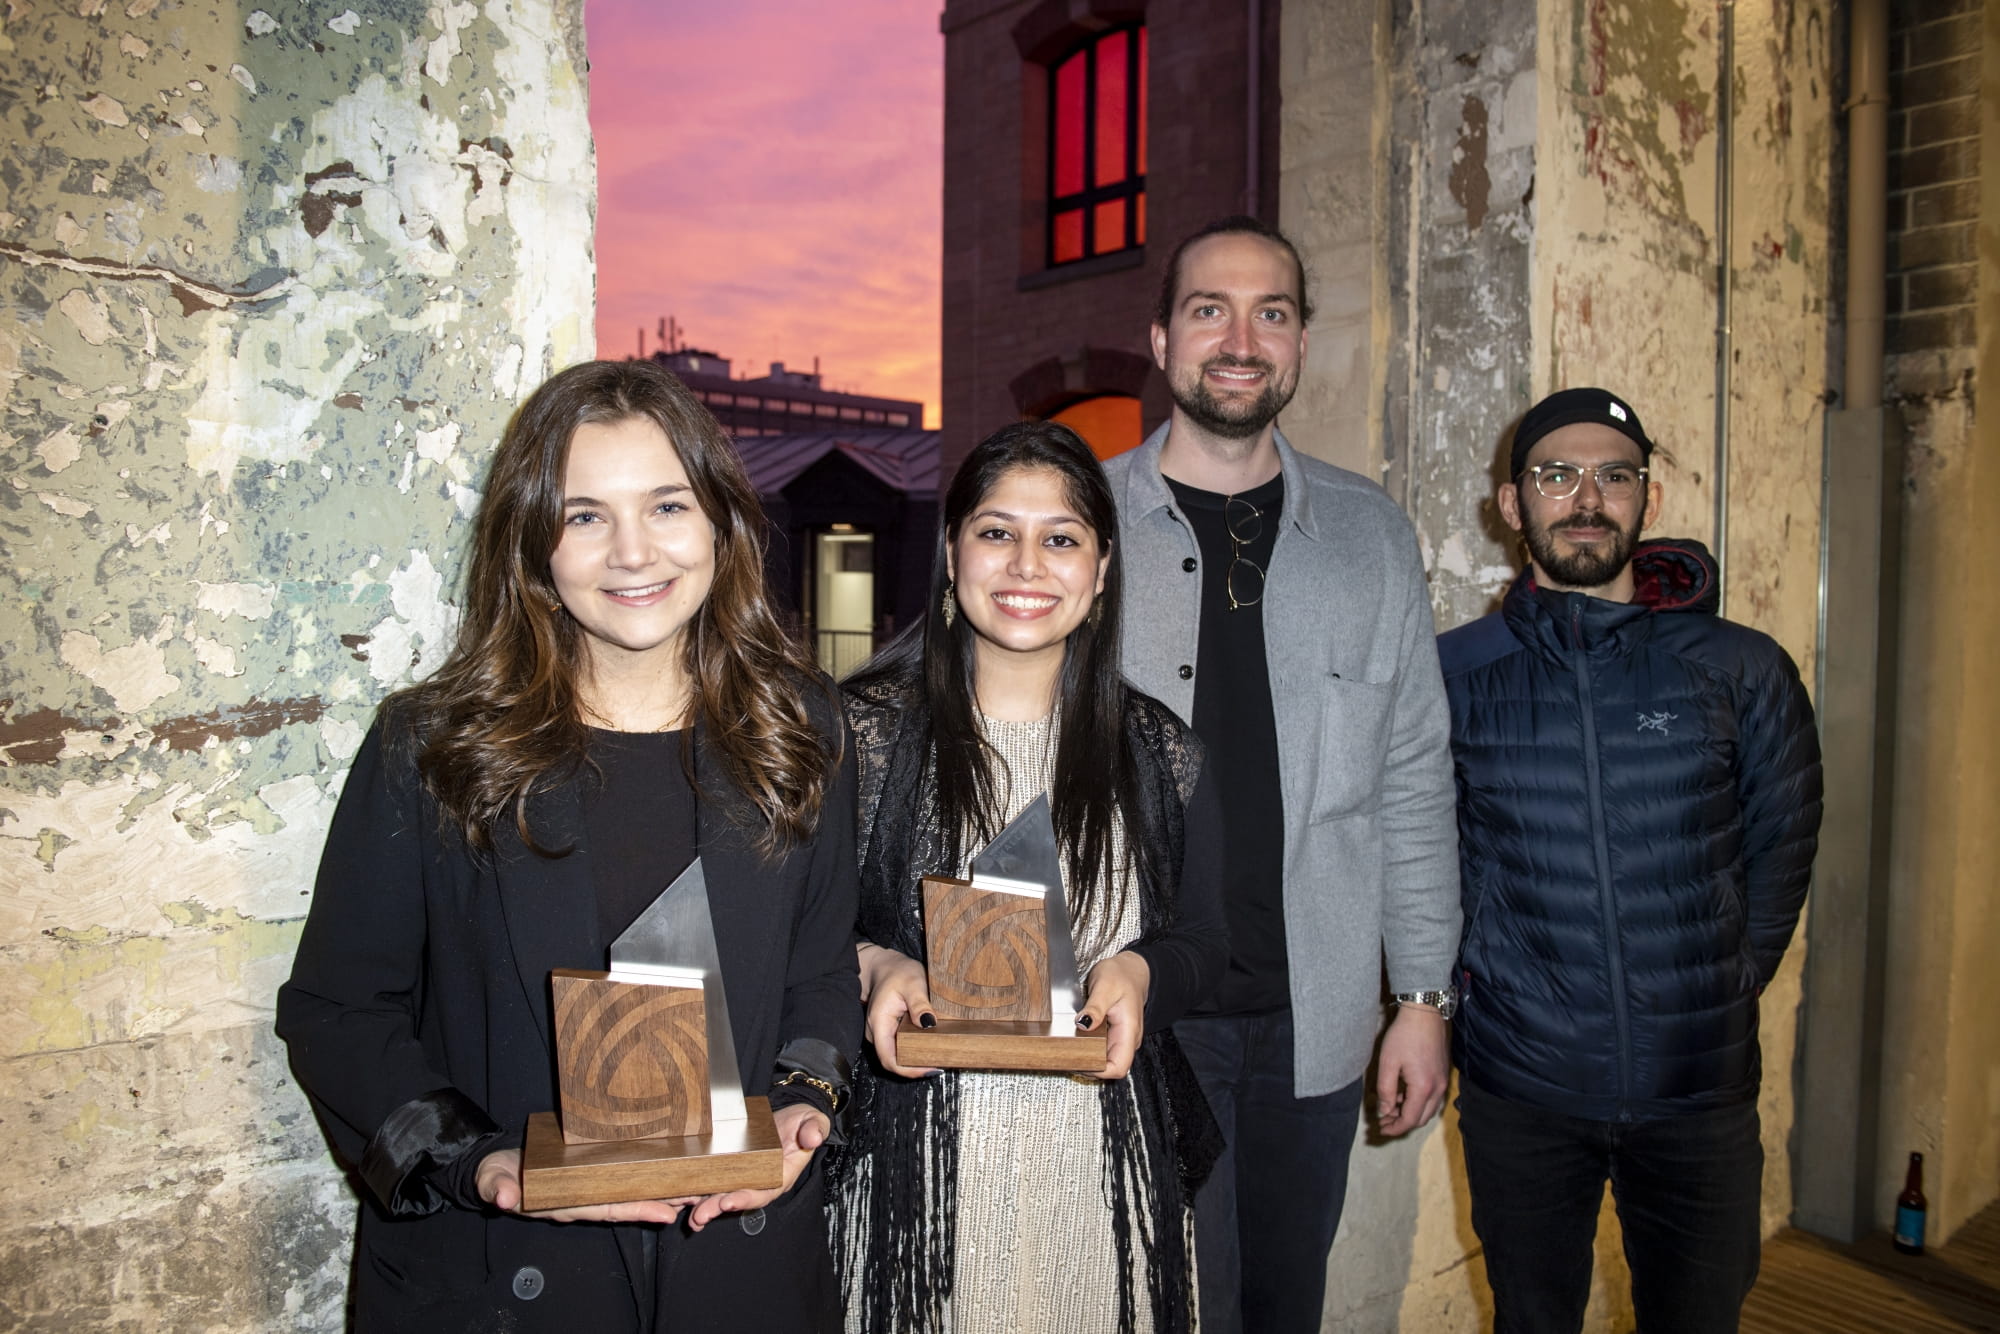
[586,2,943,427]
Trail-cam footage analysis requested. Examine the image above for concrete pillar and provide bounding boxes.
[0,3,593,1325]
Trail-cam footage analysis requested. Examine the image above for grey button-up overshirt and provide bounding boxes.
[1104,423,1460,1096]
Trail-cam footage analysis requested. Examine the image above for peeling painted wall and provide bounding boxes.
[1285,1,1832,1330]
[0,1,593,1325]
[1531,0,1833,1280]
[1394,0,1540,634]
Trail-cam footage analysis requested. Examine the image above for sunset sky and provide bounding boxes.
[585,2,944,426]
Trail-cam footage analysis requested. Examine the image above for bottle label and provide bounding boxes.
[1895,1204,1925,1248]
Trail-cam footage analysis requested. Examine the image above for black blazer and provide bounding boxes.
[277,698,860,1333]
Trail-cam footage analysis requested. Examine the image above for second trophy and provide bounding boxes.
[895,793,1108,1072]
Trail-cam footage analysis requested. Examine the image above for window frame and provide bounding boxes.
[1045,23,1146,268]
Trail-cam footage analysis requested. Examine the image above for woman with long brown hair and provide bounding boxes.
[278,359,859,1332]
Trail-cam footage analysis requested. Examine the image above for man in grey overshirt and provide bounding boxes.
[1103,216,1460,1334]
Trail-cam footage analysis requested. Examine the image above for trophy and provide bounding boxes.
[895,794,1108,1072]
[519,858,783,1211]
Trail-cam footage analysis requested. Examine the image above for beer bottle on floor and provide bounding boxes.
[1893,1152,1927,1255]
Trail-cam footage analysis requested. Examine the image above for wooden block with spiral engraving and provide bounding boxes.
[551,969,709,1145]
[896,876,1107,1072]
[921,874,1050,1022]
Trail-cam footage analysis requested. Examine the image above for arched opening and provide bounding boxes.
[1050,393,1143,460]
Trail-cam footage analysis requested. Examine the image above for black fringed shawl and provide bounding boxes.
[829,672,1223,1334]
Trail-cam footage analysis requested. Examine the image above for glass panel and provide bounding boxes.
[789,399,813,414]
[1136,26,1148,177]
[1094,30,1128,187]
[1053,51,1086,198]
[839,406,862,421]
[1053,208,1085,263]
[1135,190,1146,245]
[1095,198,1125,254]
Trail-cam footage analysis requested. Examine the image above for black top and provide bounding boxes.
[584,728,698,951]
[275,692,862,1333]
[1166,473,1289,1016]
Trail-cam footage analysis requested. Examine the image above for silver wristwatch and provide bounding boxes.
[1392,985,1459,1020]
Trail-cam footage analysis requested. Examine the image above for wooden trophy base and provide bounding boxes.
[895,1017,1108,1072]
[519,1095,784,1212]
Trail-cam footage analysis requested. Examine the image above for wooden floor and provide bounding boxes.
[1742,1200,2000,1332]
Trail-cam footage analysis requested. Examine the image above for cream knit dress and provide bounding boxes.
[928,712,1156,1334]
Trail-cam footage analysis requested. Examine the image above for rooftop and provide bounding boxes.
[731,428,943,497]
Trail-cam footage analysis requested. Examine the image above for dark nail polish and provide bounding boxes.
[919,1012,937,1029]
[1076,1014,1094,1030]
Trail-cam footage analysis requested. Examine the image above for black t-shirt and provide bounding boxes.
[1165,473,1290,1016]
[583,728,698,954]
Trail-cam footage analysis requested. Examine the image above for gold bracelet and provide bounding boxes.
[774,1069,841,1113]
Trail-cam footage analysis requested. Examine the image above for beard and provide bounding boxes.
[1169,354,1298,440]
[1523,505,1644,590]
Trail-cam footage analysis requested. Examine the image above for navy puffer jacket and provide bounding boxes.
[1437,540,1821,1121]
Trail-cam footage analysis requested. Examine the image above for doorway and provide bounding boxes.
[812,527,876,677]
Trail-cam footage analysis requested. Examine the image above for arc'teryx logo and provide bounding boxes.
[1636,710,1677,735]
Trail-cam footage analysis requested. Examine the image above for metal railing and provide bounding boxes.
[814,629,877,679]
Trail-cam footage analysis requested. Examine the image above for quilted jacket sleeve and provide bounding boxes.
[1737,642,1823,982]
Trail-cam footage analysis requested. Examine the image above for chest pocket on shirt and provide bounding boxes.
[1309,674,1395,821]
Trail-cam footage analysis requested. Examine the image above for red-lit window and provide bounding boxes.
[1048,25,1146,266]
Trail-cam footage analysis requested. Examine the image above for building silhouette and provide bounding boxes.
[644,347,938,675]
[648,347,922,437]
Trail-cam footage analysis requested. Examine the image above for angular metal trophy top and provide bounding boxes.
[605,857,746,1125]
[970,793,1083,1022]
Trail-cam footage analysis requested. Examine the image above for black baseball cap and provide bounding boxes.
[1509,387,1652,477]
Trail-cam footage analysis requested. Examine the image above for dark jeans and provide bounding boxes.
[1457,1076,1764,1334]
[1177,1010,1365,1334]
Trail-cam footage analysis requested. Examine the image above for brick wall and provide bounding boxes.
[1887,0,1982,358]
[940,0,1280,477]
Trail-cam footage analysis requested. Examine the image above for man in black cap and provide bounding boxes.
[1435,387,1823,1333]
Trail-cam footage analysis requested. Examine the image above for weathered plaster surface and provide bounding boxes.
[1279,0,1388,480]
[1396,0,1539,632]
[0,0,593,1324]
[1535,0,1833,1254]
[1284,0,1833,1329]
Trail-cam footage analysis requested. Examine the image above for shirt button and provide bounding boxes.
[1182,557,1197,572]
[511,1266,545,1301]
[739,1207,768,1236]
[1178,665,1194,680]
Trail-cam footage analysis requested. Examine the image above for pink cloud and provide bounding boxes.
[586,1,943,425]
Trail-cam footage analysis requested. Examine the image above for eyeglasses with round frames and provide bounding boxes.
[1223,496,1265,612]
[1520,461,1648,502]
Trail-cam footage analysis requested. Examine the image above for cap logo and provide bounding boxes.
[1607,402,1628,422]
